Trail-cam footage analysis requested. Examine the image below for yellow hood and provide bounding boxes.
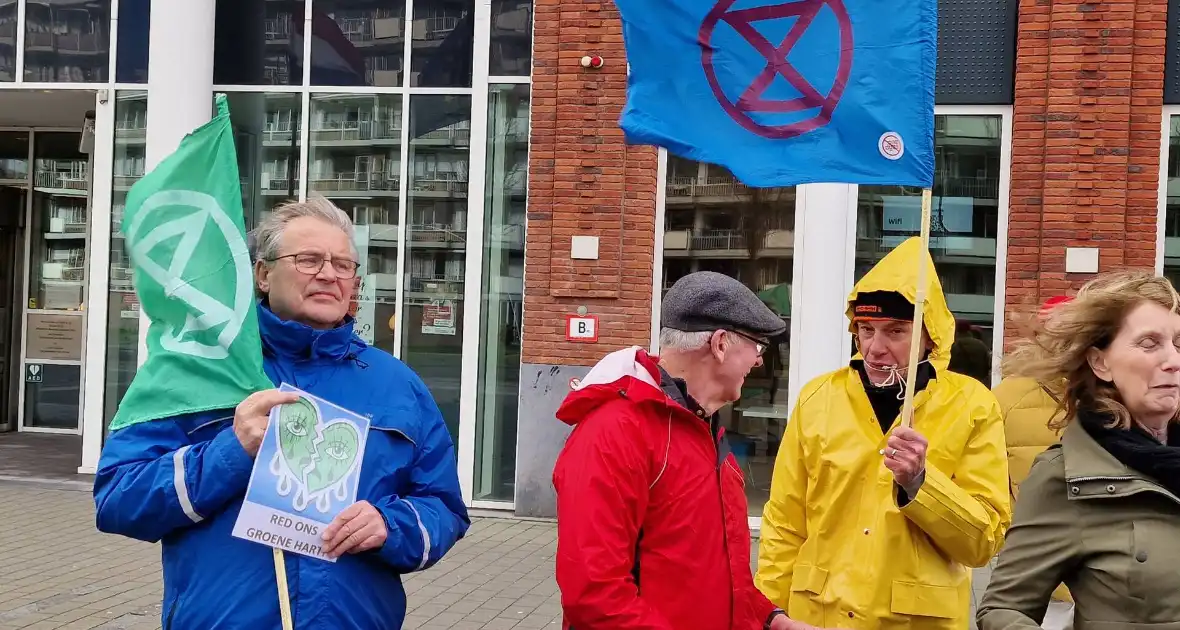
[846,236,955,371]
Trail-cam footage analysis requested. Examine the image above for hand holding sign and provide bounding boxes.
[321,500,388,558]
[234,390,301,457]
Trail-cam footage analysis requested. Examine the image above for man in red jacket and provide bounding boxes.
[553,271,793,630]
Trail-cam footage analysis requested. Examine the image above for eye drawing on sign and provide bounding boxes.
[270,397,363,513]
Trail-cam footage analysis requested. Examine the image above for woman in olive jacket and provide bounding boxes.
[978,271,1180,629]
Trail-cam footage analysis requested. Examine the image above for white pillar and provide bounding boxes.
[136,0,216,366]
[79,93,115,474]
[786,183,859,412]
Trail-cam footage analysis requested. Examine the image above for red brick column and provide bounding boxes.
[524,0,659,366]
[1005,0,1166,344]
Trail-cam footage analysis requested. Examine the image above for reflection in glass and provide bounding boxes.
[410,0,473,87]
[214,0,305,86]
[103,92,147,432]
[489,0,531,76]
[855,114,1002,382]
[0,0,16,81]
[309,93,402,351]
[28,132,88,312]
[115,0,149,83]
[0,132,29,430]
[402,94,471,443]
[474,85,528,501]
[312,0,406,87]
[23,363,81,429]
[662,156,795,516]
[23,0,111,82]
[1163,116,1180,286]
[224,92,302,230]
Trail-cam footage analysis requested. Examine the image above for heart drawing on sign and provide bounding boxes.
[269,396,363,514]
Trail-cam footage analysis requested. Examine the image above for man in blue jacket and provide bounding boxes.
[94,197,470,629]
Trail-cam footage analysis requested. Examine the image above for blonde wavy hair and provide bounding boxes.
[1003,270,1180,431]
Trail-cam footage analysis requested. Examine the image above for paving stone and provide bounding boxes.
[0,483,559,629]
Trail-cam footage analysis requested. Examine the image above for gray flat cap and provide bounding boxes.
[661,271,787,338]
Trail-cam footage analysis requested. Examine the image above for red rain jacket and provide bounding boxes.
[553,347,776,630]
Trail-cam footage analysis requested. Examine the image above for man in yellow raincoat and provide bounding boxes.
[755,237,1011,630]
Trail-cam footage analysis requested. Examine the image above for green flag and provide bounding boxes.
[110,94,273,432]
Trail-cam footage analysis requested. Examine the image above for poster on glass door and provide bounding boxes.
[421,300,456,336]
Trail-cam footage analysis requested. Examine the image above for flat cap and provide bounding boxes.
[661,271,787,338]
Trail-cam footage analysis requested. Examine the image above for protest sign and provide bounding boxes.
[232,383,370,562]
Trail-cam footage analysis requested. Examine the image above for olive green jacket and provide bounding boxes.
[977,422,1180,629]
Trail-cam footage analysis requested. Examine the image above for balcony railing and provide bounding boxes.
[310,120,401,142]
[35,170,88,191]
[412,177,468,195]
[665,175,753,199]
[24,30,102,52]
[310,173,399,192]
[409,223,465,243]
[408,274,465,293]
[417,126,470,143]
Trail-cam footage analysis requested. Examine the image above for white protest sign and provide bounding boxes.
[232,383,371,562]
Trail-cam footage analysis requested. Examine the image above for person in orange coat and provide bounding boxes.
[991,295,1073,622]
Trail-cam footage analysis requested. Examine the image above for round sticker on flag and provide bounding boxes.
[878,132,905,160]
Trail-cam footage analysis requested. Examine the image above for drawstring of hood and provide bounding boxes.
[864,357,934,401]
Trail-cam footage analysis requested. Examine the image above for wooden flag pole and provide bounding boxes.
[273,548,294,630]
[899,188,934,429]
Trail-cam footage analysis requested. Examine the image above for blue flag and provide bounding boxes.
[618,0,937,188]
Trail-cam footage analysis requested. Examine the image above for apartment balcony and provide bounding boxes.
[937,176,999,199]
[24,30,102,53]
[408,274,465,294]
[34,169,88,192]
[416,126,470,144]
[261,176,300,193]
[411,177,468,196]
[663,228,795,256]
[857,234,997,261]
[310,172,399,194]
[262,126,298,145]
[665,175,752,201]
[310,121,401,143]
[409,222,466,245]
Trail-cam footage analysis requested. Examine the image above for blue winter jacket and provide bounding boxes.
[93,304,470,630]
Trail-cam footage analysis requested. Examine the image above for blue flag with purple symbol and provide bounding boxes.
[617,0,937,188]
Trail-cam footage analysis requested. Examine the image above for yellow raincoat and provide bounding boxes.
[755,237,1011,629]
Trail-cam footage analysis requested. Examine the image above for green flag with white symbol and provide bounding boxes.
[109,94,273,432]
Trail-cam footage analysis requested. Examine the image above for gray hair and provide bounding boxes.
[658,327,712,352]
[250,196,357,263]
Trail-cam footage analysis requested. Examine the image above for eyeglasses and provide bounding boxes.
[269,253,360,279]
[727,329,769,356]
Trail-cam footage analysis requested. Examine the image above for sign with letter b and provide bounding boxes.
[565,315,599,343]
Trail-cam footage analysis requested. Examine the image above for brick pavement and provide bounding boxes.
[0,482,562,630]
[0,480,1041,630]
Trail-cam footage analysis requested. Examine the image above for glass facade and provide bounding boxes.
[661,156,795,516]
[0,0,15,81]
[855,114,1003,386]
[24,0,112,83]
[1163,115,1180,285]
[474,84,527,501]
[103,91,147,432]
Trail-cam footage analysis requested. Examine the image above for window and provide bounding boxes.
[103,92,147,432]
[23,0,112,83]
[1162,114,1180,285]
[855,113,1004,386]
[660,155,795,517]
[474,84,528,501]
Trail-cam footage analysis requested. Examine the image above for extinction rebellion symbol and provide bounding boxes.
[700,0,854,139]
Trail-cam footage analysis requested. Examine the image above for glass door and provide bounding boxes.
[20,130,89,433]
[0,131,29,432]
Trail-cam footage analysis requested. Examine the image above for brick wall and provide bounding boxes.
[1005,0,1166,342]
[523,0,659,366]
